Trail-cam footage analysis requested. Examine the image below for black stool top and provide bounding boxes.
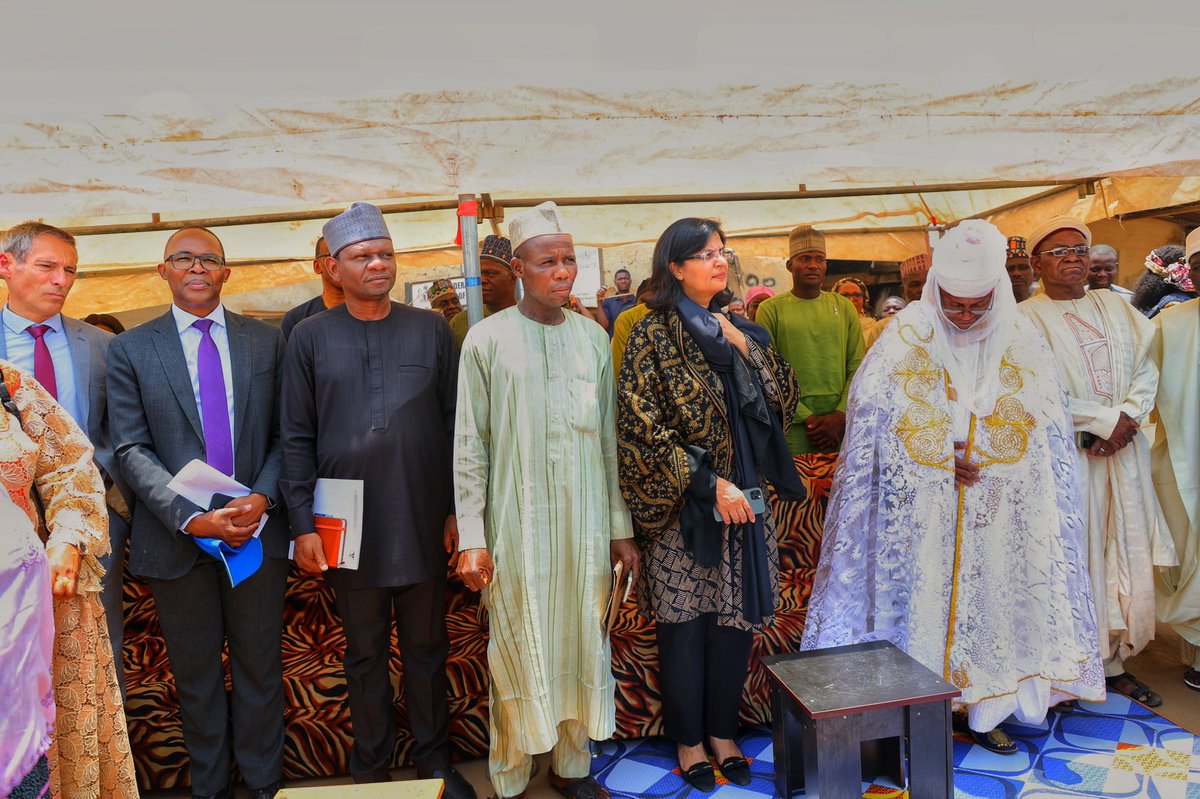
[763,640,961,719]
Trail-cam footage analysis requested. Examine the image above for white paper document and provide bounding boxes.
[166,459,268,537]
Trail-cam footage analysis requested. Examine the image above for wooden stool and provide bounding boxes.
[763,640,960,799]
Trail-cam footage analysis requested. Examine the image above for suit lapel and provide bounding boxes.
[151,312,205,441]
[226,312,252,446]
[0,306,13,361]
[62,317,92,433]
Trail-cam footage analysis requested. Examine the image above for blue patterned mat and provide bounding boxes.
[593,692,1200,798]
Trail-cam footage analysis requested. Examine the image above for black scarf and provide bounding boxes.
[675,297,803,625]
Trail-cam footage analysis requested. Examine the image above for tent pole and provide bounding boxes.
[60,179,1091,237]
[459,194,484,329]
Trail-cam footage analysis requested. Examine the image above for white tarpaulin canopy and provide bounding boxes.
[1,1,1197,312]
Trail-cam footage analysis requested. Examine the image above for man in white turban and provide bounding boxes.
[1021,216,1175,708]
[803,219,1104,755]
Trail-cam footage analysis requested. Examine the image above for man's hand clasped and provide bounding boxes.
[1090,412,1139,458]
[803,411,845,451]
[185,493,269,547]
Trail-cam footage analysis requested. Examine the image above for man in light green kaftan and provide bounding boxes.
[455,201,637,799]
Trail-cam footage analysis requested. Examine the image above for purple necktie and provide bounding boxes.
[26,324,58,399]
[192,319,234,476]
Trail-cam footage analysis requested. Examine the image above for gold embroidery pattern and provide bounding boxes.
[972,351,1036,468]
[891,326,953,471]
[950,662,972,691]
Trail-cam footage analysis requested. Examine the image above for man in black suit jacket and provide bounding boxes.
[107,226,287,799]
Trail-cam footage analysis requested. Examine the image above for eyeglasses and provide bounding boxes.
[941,296,994,317]
[165,253,226,271]
[1036,245,1091,259]
[686,248,734,263]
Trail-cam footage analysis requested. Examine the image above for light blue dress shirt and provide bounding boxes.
[170,304,237,534]
[170,304,236,443]
[1,305,83,425]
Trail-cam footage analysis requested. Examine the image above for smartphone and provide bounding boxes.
[1076,432,1099,450]
[713,486,767,522]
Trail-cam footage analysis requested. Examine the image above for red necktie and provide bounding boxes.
[26,324,58,399]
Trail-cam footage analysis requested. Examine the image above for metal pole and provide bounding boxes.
[459,194,483,328]
[59,178,1095,238]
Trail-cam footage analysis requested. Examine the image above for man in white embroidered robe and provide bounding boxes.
[804,220,1104,755]
[455,202,638,799]
[1021,216,1176,707]
[1151,227,1200,690]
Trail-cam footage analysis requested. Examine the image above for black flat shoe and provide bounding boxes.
[717,756,751,786]
[971,728,1018,755]
[680,761,716,792]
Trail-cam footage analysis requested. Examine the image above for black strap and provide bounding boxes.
[0,366,18,419]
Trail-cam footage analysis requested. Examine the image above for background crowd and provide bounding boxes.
[1,200,1197,799]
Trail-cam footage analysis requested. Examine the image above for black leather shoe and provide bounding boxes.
[250,781,283,799]
[717,756,751,786]
[680,761,716,793]
[424,766,477,799]
[192,787,232,799]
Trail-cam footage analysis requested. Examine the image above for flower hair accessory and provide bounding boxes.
[1146,252,1195,292]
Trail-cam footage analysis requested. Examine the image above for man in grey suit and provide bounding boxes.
[0,221,131,692]
[107,226,288,799]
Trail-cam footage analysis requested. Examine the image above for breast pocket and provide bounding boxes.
[570,378,600,434]
[395,364,433,400]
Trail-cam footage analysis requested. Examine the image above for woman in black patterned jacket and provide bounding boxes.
[616,218,803,793]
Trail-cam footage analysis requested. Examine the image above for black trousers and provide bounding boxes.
[98,507,130,701]
[655,613,754,747]
[148,555,288,795]
[332,575,451,782]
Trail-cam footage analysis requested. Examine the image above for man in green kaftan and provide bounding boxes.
[753,225,865,607]
[455,201,638,799]
[755,226,865,455]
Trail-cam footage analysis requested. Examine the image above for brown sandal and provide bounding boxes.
[548,771,610,799]
[1107,673,1164,708]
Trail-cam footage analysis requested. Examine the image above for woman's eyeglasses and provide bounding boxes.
[685,248,734,263]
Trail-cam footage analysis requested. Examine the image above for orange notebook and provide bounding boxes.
[313,515,347,569]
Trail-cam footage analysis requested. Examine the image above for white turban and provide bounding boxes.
[918,219,1019,425]
[930,219,1010,298]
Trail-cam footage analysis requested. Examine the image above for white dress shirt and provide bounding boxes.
[172,304,237,534]
[171,303,236,445]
